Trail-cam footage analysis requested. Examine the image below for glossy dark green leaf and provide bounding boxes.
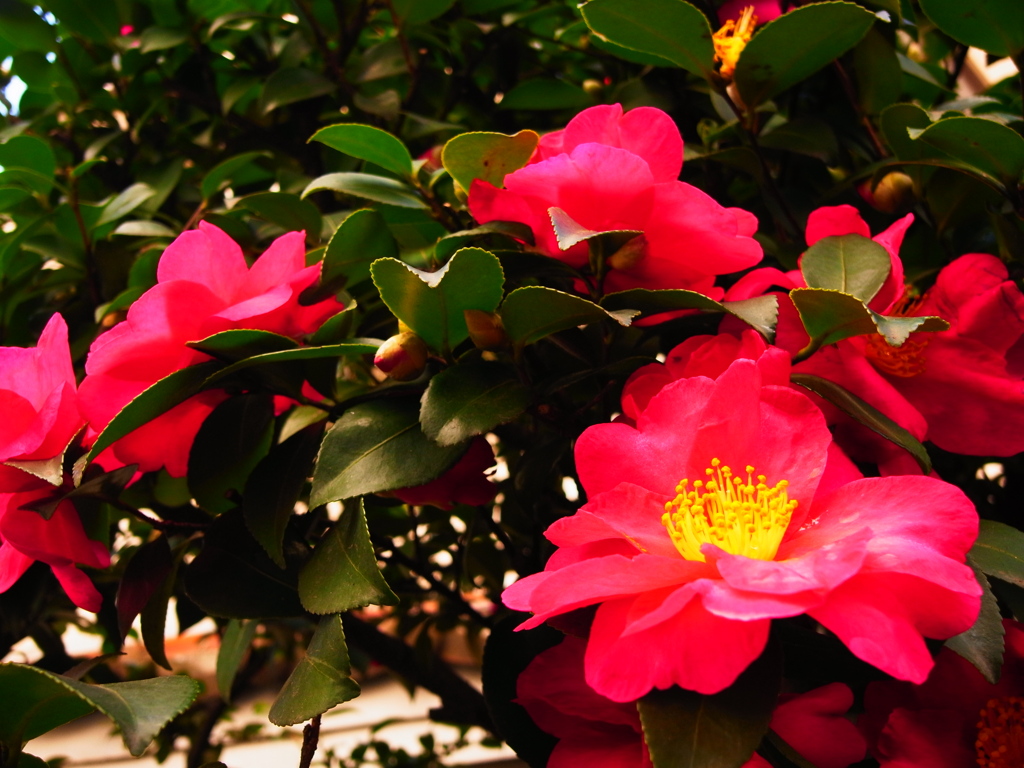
[549,206,643,252]
[441,130,539,193]
[200,341,379,388]
[268,615,361,726]
[301,209,399,303]
[78,361,222,472]
[498,79,595,111]
[972,519,1024,589]
[259,67,335,113]
[501,287,637,346]
[299,499,399,614]
[201,151,271,200]
[420,359,531,446]
[46,0,119,41]
[189,329,299,361]
[188,394,275,515]
[303,172,428,209]
[139,26,189,53]
[945,561,1004,684]
[638,639,781,768]
[723,297,780,341]
[113,220,178,238]
[0,136,57,195]
[436,222,536,262]
[851,28,902,115]
[595,289,777,339]
[371,247,505,352]
[310,399,466,507]
[880,103,934,160]
[184,509,305,619]
[799,234,891,303]
[96,183,157,228]
[0,2,55,52]
[757,118,839,162]
[391,0,457,24]
[734,2,876,108]
[310,123,414,179]
[909,116,1024,186]
[790,373,930,473]
[116,534,173,641]
[216,619,258,702]
[140,542,184,671]
[789,288,948,350]
[580,0,715,77]
[919,0,1024,57]
[244,425,323,568]
[236,192,323,240]
[0,664,199,756]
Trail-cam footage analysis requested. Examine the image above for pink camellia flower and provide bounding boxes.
[517,634,866,768]
[717,0,783,25]
[0,315,110,611]
[503,357,980,702]
[390,436,497,510]
[862,619,1024,768]
[468,104,763,296]
[78,223,343,477]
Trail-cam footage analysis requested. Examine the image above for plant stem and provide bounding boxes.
[298,714,322,768]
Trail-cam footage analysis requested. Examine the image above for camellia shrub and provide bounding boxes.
[1,0,1024,766]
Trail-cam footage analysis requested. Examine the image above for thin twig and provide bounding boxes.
[298,714,322,768]
[832,59,887,159]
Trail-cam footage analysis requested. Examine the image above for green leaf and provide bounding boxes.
[189,329,299,361]
[187,394,275,515]
[548,206,643,251]
[972,519,1024,589]
[244,425,323,568]
[945,560,1004,684]
[184,509,305,619]
[236,192,323,240]
[799,234,892,303]
[391,0,458,24]
[371,248,505,353]
[0,2,55,53]
[298,499,399,614]
[96,183,157,228]
[78,362,223,472]
[45,0,119,41]
[268,615,361,727]
[310,398,467,507]
[140,542,184,671]
[113,220,178,238]
[851,28,903,115]
[498,78,595,111]
[139,26,190,53]
[637,639,781,768]
[200,341,379,389]
[0,136,57,195]
[420,359,531,446]
[734,2,876,109]
[259,67,335,113]
[310,124,414,179]
[303,172,428,209]
[501,286,638,346]
[580,0,715,77]
[0,664,199,757]
[601,289,779,340]
[441,130,539,193]
[201,151,271,200]
[881,103,934,160]
[790,373,931,473]
[909,116,1024,186]
[216,619,258,702]
[919,0,1024,57]
[301,209,399,303]
[723,297,780,341]
[789,288,948,349]
[435,222,536,262]
[116,534,173,642]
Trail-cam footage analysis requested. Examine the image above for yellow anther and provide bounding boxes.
[713,6,758,80]
[976,696,1024,768]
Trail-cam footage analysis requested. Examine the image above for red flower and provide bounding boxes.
[390,436,497,510]
[503,357,980,701]
[517,634,866,768]
[0,315,109,611]
[862,619,1024,768]
[78,223,342,476]
[468,104,762,295]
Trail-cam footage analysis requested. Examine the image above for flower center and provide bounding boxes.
[661,459,797,562]
[864,290,931,378]
[976,696,1024,768]
[713,6,758,80]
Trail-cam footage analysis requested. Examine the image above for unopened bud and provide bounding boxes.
[858,172,915,215]
[464,309,508,350]
[374,332,429,381]
[607,235,647,271]
[582,79,604,96]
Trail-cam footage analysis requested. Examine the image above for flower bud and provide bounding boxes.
[374,332,429,381]
[858,172,915,215]
[464,309,508,350]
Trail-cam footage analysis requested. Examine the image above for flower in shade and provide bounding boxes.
[468,104,762,296]
[78,223,343,477]
[517,634,866,768]
[503,357,980,702]
[0,315,109,611]
[862,619,1024,768]
[390,436,497,510]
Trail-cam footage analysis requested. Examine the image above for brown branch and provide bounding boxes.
[298,714,322,768]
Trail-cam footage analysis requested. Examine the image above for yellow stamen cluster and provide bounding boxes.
[865,289,932,378]
[661,459,797,562]
[713,6,758,80]
[976,696,1024,768]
